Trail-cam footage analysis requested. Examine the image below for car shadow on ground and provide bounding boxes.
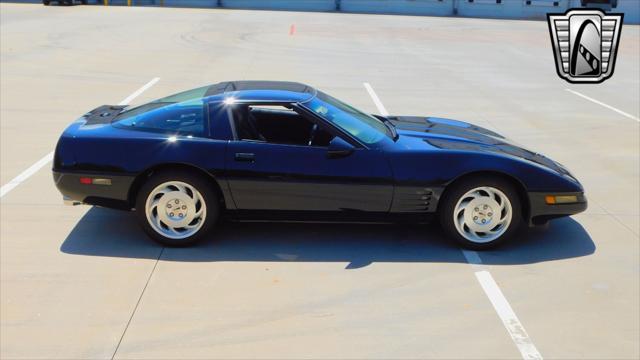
[60,207,595,268]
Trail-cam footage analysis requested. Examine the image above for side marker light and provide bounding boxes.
[545,195,578,204]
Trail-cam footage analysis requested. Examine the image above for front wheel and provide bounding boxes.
[439,177,522,250]
[135,171,219,247]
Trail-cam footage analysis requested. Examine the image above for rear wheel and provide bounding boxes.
[135,171,219,246]
[43,0,51,5]
[439,176,522,250]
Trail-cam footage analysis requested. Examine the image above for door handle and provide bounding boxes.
[235,152,255,162]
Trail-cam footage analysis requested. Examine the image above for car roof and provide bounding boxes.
[206,81,317,103]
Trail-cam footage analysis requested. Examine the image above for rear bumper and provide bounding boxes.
[53,171,135,209]
[528,192,587,225]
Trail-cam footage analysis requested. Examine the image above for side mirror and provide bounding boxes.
[327,137,355,159]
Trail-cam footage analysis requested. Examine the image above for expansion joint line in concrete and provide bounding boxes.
[111,247,165,360]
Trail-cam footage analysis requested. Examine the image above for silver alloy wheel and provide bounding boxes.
[145,181,206,240]
[453,186,513,243]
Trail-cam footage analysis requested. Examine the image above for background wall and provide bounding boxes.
[2,0,639,24]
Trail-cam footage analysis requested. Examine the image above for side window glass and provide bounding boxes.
[231,104,334,146]
[115,99,205,136]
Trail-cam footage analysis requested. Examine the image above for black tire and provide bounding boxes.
[439,176,522,250]
[43,0,51,5]
[135,170,219,247]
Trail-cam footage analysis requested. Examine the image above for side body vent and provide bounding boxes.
[390,186,442,213]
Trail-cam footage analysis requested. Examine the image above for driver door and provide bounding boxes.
[223,103,394,212]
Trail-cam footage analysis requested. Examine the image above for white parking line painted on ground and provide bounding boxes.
[363,82,389,116]
[461,249,483,266]
[363,83,542,360]
[462,251,543,359]
[566,89,640,123]
[119,77,160,106]
[475,270,542,360]
[0,78,160,199]
[0,152,54,198]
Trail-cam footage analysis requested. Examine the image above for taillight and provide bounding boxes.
[79,177,111,185]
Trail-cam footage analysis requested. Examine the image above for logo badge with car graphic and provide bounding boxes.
[547,9,623,83]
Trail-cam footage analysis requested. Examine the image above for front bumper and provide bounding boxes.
[528,192,587,225]
[53,171,135,209]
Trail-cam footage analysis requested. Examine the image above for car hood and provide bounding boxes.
[388,115,506,143]
[387,115,571,176]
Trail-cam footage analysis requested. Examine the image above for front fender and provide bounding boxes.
[388,150,583,193]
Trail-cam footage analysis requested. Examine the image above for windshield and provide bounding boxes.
[304,91,393,144]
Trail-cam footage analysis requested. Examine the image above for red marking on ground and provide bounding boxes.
[289,24,296,36]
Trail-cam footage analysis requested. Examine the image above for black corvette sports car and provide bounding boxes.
[53,81,586,249]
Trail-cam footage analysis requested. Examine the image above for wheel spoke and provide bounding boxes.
[185,219,202,229]
[484,187,496,201]
[157,185,175,195]
[194,204,204,218]
[459,197,473,208]
[495,215,509,227]
[169,227,183,235]
[487,223,504,234]
[154,215,165,231]
[174,184,187,195]
[457,212,466,229]
[149,197,161,210]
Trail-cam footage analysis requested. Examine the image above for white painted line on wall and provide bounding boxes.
[566,89,640,123]
[363,82,389,116]
[363,83,542,360]
[0,78,160,199]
